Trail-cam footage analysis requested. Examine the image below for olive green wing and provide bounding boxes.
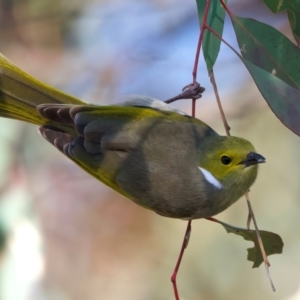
[37,104,171,195]
[37,103,218,201]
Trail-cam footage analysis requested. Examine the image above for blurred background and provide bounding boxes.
[0,0,299,299]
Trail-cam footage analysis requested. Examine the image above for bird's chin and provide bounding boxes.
[242,164,259,171]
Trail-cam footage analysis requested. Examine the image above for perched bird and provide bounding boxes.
[0,54,265,219]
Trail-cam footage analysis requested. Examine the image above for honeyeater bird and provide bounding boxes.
[0,54,265,219]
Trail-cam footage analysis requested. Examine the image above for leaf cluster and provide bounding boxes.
[195,0,298,267]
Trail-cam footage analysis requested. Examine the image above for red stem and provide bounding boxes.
[192,0,211,83]
[192,98,196,117]
[206,216,219,223]
[219,0,232,16]
[171,2,213,300]
[171,1,218,299]
[171,220,192,300]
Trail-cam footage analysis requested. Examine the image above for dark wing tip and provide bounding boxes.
[38,127,75,153]
[37,104,85,126]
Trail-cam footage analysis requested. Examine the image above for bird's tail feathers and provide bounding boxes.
[0,53,85,126]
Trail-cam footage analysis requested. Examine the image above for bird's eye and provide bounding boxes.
[221,155,232,165]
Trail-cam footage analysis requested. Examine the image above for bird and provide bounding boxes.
[0,53,265,219]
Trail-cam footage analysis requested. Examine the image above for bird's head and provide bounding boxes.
[198,136,265,194]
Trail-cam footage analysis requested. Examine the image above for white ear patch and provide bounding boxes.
[199,167,223,189]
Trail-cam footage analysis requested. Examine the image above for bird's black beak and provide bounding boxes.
[239,152,266,167]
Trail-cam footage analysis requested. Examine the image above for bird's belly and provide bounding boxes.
[141,187,240,220]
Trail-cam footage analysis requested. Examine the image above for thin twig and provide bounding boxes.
[192,98,197,117]
[219,0,232,16]
[245,193,275,291]
[209,70,231,135]
[171,220,192,300]
[246,211,252,230]
[244,193,269,267]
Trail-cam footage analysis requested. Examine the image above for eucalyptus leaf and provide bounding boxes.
[262,0,300,46]
[241,57,300,136]
[196,0,227,72]
[212,219,283,268]
[288,10,300,46]
[231,15,300,89]
[262,0,300,13]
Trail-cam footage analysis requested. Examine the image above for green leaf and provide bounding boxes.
[242,57,300,137]
[230,15,300,135]
[196,0,227,72]
[262,0,300,13]
[230,15,300,89]
[288,10,300,46]
[213,219,283,268]
[262,0,300,45]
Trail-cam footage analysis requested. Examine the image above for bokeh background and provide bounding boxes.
[0,0,299,299]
